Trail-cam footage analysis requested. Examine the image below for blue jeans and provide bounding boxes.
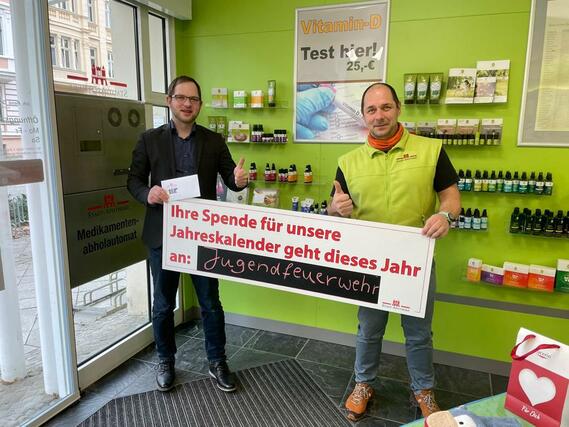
[354,263,437,392]
[149,247,227,364]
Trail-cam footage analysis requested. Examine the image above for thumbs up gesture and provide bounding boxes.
[330,180,353,217]
[234,157,248,188]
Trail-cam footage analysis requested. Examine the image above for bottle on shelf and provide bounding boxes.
[519,172,528,194]
[544,172,553,195]
[522,208,533,234]
[496,170,504,192]
[545,211,556,236]
[481,209,488,230]
[270,163,277,181]
[555,210,565,237]
[532,209,543,235]
[503,171,513,193]
[464,169,473,191]
[528,171,536,193]
[264,163,270,182]
[509,207,521,233]
[304,164,313,184]
[512,171,520,193]
[472,208,481,230]
[457,169,465,191]
[473,170,482,192]
[488,171,497,192]
[288,164,297,183]
[535,172,544,195]
[458,208,465,229]
[320,201,328,215]
[464,208,472,229]
[249,162,257,181]
[481,171,489,192]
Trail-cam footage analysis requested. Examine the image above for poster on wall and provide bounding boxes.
[519,0,569,147]
[163,199,435,318]
[294,1,389,143]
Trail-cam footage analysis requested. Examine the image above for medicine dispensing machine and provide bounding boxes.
[55,93,146,288]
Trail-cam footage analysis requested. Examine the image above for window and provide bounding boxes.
[87,0,94,23]
[49,0,147,100]
[89,47,97,67]
[104,0,111,27]
[50,35,57,66]
[73,39,80,70]
[55,1,75,13]
[149,13,167,93]
[0,18,4,56]
[60,36,71,68]
[107,51,114,78]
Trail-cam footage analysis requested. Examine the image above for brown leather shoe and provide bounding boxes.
[415,389,441,418]
[345,382,374,421]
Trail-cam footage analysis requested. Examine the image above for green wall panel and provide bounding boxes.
[178,0,569,363]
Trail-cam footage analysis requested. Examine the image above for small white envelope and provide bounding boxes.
[161,175,200,201]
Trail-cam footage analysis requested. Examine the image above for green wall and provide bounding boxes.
[177,0,569,363]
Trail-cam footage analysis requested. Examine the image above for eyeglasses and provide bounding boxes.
[171,95,201,104]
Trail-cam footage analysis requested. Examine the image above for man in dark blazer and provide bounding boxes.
[127,75,248,393]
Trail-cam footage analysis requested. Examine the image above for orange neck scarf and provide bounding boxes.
[367,123,404,152]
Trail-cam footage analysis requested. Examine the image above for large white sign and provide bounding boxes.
[294,1,389,143]
[163,199,434,318]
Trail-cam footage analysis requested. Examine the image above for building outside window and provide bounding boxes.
[55,1,75,13]
[89,47,97,67]
[107,51,113,78]
[60,36,71,68]
[104,0,111,27]
[72,39,80,70]
[87,0,94,23]
[0,17,4,56]
[50,35,57,66]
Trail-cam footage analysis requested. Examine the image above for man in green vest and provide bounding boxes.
[329,83,461,421]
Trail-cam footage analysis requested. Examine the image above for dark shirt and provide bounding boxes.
[170,120,198,177]
[332,148,458,197]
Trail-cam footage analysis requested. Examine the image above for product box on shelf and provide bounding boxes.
[233,90,248,108]
[527,264,556,292]
[211,87,228,108]
[556,259,569,293]
[250,90,264,108]
[503,262,529,288]
[481,264,504,285]
[466,258,482,282]
[227,121,250,143]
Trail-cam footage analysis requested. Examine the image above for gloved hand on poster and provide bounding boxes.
[296,85,335,139]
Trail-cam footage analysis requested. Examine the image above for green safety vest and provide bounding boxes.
[338,129,442,227]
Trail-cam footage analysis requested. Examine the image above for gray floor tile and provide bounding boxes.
[298,339,356,370]
[184,322,258,347]
[85,359,152,398]
[378,353,410,383]
[434,364,491,397]
[132,333,191,364]
[175,320,200,337]
[245,330,308,357]
[116,367,207,398]
[224,323,259,347]
[227,347,290,372]
[175,337,241,374]
[297,359,353,406]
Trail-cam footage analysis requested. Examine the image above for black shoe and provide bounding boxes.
[156,361,175,392]
[208,361,236,392]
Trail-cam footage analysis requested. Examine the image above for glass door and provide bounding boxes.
[0,1,79,425]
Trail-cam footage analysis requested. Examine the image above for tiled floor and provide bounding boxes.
[45,321,509,426]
